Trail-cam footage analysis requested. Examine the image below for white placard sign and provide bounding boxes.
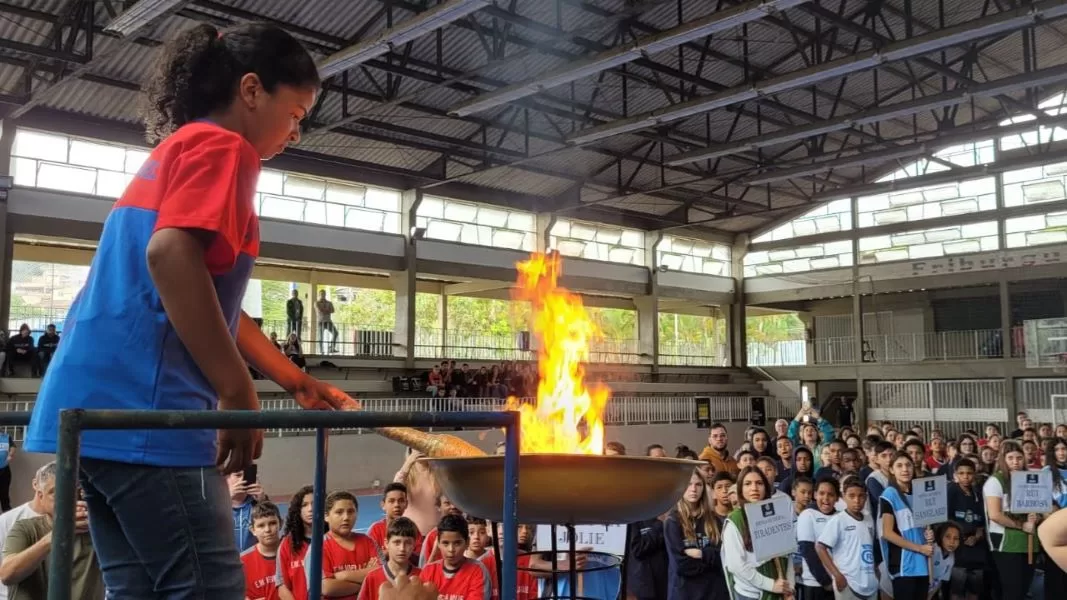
[1010,470,1053,513]
[534,524,627,556]
[743,495,796,563]
[911,475,948,527]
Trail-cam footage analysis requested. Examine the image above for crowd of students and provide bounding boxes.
[423,360,539,400]
[0,324,60,377]
[620,408,1067,600]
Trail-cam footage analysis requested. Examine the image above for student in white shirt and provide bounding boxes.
[721,467,794,600]
[816,478,877,600]
[930,523,960,600]
[797,478,840,599]
[0,462,53,600]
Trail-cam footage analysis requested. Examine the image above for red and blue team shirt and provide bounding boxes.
[356,564,422,600]
[278,537,311,600]
[310,532,382,600]
[420,559,491,600]
[419,527,440,566]
[476,551,498,600]
[23,122,261,466]
[241,547,280,600]
[367,518,424,562]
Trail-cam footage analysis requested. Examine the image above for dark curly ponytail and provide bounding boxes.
[284,485,314,554]
[141,22,319,143]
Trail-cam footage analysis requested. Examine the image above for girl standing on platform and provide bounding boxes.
[22,22,354,600]
[722,466,795,600]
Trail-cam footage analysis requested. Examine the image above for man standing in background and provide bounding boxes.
[287,289,304,340]
[316,289,338,354]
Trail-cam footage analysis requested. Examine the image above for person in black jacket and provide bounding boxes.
[947,457,986,600]
[35,324,60,377]
[5,324,35,377]
[286,289,303,338]
[626,516,668,600]
[664,468,729,600]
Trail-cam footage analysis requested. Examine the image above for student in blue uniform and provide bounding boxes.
[23,22,353,600]
[878,452,935,600]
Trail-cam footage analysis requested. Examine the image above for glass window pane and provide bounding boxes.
[257,170,284,195]
[507,212,535,232]
[13,130,68,162]
[283,175,325,200]
[443,201,477,223]
[418,196,444,219]
[68,140,125,171]
[427,220,462,241]
[125,150,151,174]
[11,157,37,187]
[345,208,385,232]
[364,188,399,212]
[326,182,366,206]
[304,200,328,225]
[260,195,306,221]
[475,207,508,227]
[96,170,132,198]
[36,163,97,194]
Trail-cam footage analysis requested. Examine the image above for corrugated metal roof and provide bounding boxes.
[0,0,1064,235]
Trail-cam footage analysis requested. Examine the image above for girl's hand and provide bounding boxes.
[924,528,935,543]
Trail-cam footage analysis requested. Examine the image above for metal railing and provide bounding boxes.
[747,340,807,366]
[28,408,521,600]
[813,329,1011,364]
[0,396,795,442]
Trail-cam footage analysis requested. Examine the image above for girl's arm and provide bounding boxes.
[663,516,711,576]
[880,510,932,556]
[985,495,1022,530]
[1039,508,1067,572]
[721,520,777,592]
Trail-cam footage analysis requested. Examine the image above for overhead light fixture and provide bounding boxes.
[318,0,489,79]
[567,117,658,145]
[565,0,1065,148]
[450,0,808,117]
[104,0,186,38]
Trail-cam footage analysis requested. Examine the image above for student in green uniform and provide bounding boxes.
[983,440,1040,599]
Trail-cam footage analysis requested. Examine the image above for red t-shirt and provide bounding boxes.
[476,551,498,600]
[316,533,382,600]
[419,527,440,566]
[241,546,280,600]
[420,559,492,600]
[515,554,536,600]
[279,538,310,600]
[367,518,424,558]
[355,564,422,600]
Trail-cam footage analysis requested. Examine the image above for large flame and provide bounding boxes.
[506,252,609,454]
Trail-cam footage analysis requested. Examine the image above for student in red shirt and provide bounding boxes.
[465,517,495,600]
[312,491,381,599]
[367,483,422,556]
[358,517,422,600]
[419,493,464,566]
[21,22,356,600]
[241,501,282,600]
[421,514,492,600]
[278,485,313,600]
[490,522,537,600]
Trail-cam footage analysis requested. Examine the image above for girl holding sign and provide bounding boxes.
[1041,438,1067,598]
[878,452,936,600]
[664,468,729,600]
[722,467,795,600]
[983,440,1039,599]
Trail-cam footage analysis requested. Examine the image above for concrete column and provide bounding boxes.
[396,189,422,369]
[439,292,448,358]
[855,377,867,429]
[309,271,320,353]
[634,295,658,370]
[1000,279,1012,359]
[535,212,555,253]
[0,120,14,333]
[729,235,747,368]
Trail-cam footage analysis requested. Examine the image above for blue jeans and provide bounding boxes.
[79,458,244,599]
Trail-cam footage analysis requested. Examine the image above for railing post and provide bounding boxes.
[501,411,520,600]
[307,427,330,600]
[48,408,84,600]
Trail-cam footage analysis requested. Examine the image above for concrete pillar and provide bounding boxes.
[1000,279,1012,359]
[309,271,320,353]
[729,235,747,368]
[634,296,658,370]
[396,189,422,369]
[0,120,14,333]
[536,212,555,253]
[439,292,448,358]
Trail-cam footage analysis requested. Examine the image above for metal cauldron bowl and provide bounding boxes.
[422,454,702,525]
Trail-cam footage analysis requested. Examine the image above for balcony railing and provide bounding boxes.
[813,328,1025,364]
[0,395,798,440]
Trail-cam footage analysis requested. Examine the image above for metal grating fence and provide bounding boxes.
[866,379,1010,437]
[1016,378,1067,424]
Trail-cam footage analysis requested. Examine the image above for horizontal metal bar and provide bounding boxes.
[63,409,518,430]
[0,413,31,426]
